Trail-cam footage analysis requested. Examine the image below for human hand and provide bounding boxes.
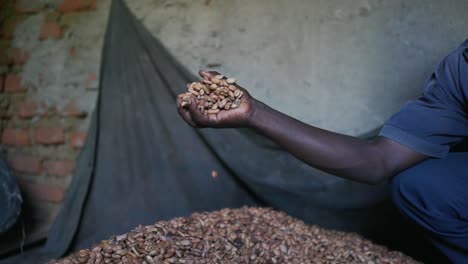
[176,70,257,128]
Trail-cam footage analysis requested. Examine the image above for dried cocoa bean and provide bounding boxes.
[193,83,201,92]
[202,79,212,85]
[218,99,227,109]
[188,89,199,96]
[226,78,236,84]
[231,99,241,109]
[53,207,420,264]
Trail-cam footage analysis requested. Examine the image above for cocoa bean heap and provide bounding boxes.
[51,207,420,264]
[180,75,243,115]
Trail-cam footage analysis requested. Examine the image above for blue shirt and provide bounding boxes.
[379,39,468,158]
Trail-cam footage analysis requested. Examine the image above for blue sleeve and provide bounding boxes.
[379,39,468,158]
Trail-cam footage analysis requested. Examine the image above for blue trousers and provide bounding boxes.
[390,152,468,263]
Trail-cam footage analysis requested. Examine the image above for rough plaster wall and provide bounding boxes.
[127,0,468,136]
[0,0,111,249]
[13,1,110,131]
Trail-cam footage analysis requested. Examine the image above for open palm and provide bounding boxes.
[177,70,256,128]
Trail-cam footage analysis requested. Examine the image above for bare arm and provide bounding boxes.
[177,71,428,184]
[247,100,427,184]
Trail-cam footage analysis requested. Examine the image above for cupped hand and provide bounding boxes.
[176,70,257,128]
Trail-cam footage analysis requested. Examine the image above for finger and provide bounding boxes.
[199,70,222,79]
[176,95,197,127]
[176,94,183,108]
[176,94,190,108]
[188,97,211,127]
[177,103,197,127]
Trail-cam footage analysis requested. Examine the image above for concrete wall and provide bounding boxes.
[0,0,467,246]
[128,0,468,135]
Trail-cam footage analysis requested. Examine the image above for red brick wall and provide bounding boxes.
[0,0,97,232]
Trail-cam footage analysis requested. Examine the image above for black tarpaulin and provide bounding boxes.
[1,0,435,263]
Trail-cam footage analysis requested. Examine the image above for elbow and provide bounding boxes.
[363,138,397,185]
[332,167,391,185]
[364,160,396,185]
[360,156,395,185]
[365,172,388,185]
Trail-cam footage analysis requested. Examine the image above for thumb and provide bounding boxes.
[188,96,209,127]
[188,96,199,112]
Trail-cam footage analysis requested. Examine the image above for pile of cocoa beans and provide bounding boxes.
[180,74,243,115]
[51,207,419,264]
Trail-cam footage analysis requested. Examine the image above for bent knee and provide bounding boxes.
[389,156,468,228]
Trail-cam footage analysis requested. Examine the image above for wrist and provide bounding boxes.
[245,99,268,128]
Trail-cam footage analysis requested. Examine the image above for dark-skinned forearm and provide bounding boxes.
[246,100,391,184]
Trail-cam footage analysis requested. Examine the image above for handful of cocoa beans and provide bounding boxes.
[180,74,244,115]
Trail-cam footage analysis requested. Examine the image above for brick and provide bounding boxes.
[71,131,86,149]
[4,74,25,93]
[0,94,12,118]
[45,12,60,22]
[2,128,31,146]
[15,0,43,14]
[87,73,97,81]
[68,47,77,57]
[1,18,17,40]
[39,22,63,41]
[35,126,65,145]
[63,101,87,118]
[85,73,98,89]
[36,102,49,117]
[90,0,97,10]
[17,101,37,118]
[19,182,65,203]
[59,12,81,29]
[0,50,9,66]
[0,109,11,119]
[12,48,30,65]
[0,93,9,108]
[10,155,42,174]
[58,0,94,13]
[44,160,75,176]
